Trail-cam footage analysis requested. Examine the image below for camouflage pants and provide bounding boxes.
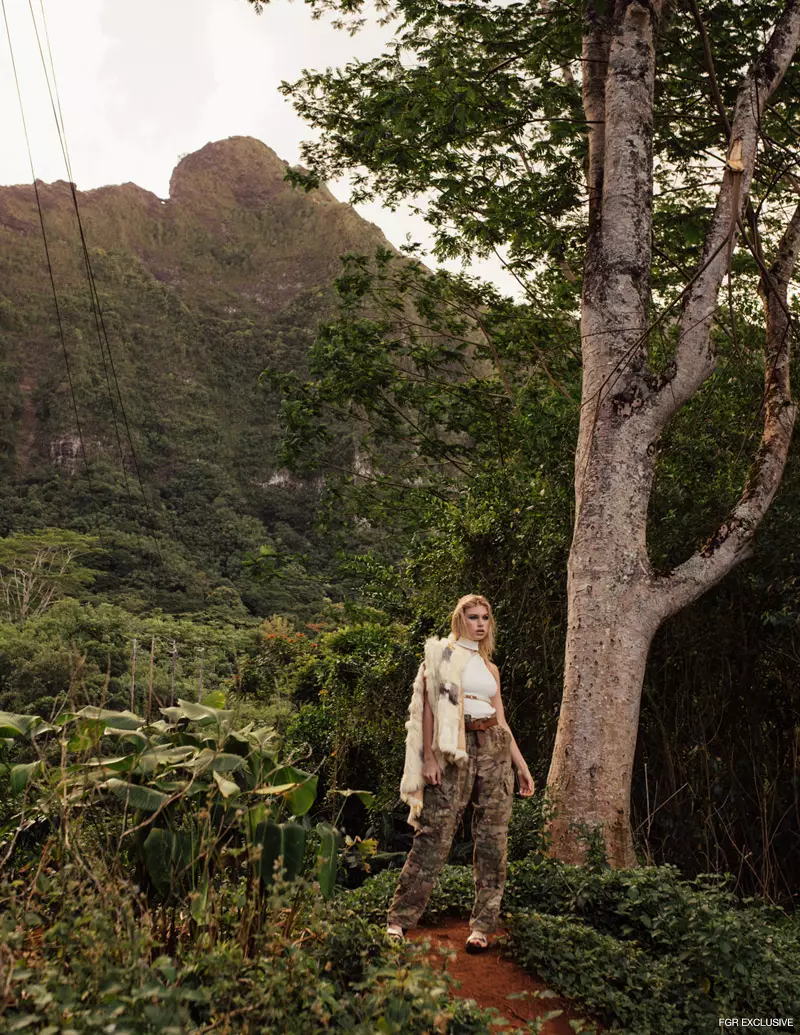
[387,725,514,934]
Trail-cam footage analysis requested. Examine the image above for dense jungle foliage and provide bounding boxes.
[1,113,799,1030]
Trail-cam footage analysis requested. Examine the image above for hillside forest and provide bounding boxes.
[2,1,800,1032]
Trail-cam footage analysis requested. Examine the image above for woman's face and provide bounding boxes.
[463,605,490,641]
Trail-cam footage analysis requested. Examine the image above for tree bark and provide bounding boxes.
[546,0,800,865]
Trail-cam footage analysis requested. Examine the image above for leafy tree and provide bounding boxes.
[252,0,800,864]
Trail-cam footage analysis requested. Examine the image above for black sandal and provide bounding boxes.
[465,931,489,954]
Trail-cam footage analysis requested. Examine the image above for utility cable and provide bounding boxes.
[29,0,166,566]
[1,0,105,543]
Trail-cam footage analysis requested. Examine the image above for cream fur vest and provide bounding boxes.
[399,635,474,828]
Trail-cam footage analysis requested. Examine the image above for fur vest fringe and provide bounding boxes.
[399,635,473,828]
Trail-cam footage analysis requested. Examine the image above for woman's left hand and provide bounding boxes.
[516,767,535,797]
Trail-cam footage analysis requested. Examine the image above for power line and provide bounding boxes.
[1,0,105,543]
[27,0,166,567]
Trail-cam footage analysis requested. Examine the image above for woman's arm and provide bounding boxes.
[422,673,442,785]
[489,663,535,797]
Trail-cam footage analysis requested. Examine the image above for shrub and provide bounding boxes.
[283,621,418,813]
[341,860,800,1034]
[0,869,500,1034]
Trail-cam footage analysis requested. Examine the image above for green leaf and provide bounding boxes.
[135,745,197,774]
[253,820,306,884]
[212,770,239,798]
[268,765,318,816]
[245,803,267,843]
[316,822,343,900]
[84,755,137,772]
[252,782,302,796]
[189,876,209,923]
[0,712,55,739]
[211,752,247,773]
[188,751,246,775]
[255,820,283,884]
[142,827,199,897]
[332,788,376,808]
[72,706,143,730]
[142,827,175,896]
[200,690,227,709]
[105,778,170,812]
[222,730,252,757]
[103,728,149,749]
[281,822,306,881]
[161,699,233,726]
[10,760,42,795]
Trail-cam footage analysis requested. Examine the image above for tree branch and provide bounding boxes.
[656,202,800,619]
[651,0,800,427]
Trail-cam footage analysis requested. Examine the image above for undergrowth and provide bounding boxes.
[0,868,500,1034]
[344,859,800,1034]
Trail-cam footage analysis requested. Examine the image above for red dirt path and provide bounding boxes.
[409,919,592,1032]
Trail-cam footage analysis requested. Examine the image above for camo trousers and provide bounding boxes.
[387,725,514,934]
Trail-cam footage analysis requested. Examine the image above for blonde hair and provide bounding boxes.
[450,594,495,661]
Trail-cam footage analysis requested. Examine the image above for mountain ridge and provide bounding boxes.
[0,135,391,314]
[0,136,389,616]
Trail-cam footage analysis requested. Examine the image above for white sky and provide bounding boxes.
[0,0,517,293]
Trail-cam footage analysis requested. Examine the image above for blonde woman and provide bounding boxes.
[386,594,534,952]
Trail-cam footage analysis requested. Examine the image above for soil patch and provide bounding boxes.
[409,918,590,1032]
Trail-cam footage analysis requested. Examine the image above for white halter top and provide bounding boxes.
[456,636,497,719]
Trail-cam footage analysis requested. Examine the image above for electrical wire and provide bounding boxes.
[1,0,105,544]
[28,0,166,566]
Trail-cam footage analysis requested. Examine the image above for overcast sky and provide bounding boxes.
[0,0,516,292]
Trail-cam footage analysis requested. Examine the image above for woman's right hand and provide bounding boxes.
[422,756,441,786]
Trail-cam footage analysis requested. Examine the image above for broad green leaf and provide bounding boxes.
[189,875,209,923]
[252,782,301,796]
[316,822,343,900]
[152,779,189,793]
[103,728,149,750]
[72,707,143,731]
[10,760,42,795]
[105,778,170,812]
[247,750,276,789]
[146,720,175,734]
[333,789,376,808]
[254,820,307,885]
[142,827,199,898]
[142,827,175,896]
[200,690,226,709]
[255,820,283,883]
[212,771,239,798]
[249,727,277,751]
[281,822,306,881]
[0,712,55,739]
[207,752,246,774]
[135,745,197,774]
[161,699,233,726]
[268,766,318,816]
[84,755,136,772]
[222,730,252,757]
[180,748,246,774]
[245,804,267,843]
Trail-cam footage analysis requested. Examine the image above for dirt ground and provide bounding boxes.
[409,918,592,1033]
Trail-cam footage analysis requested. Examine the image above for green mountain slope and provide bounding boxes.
[0,136,390,616]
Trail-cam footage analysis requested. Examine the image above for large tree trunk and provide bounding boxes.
[546,0,800,866]
[548,574,659,866]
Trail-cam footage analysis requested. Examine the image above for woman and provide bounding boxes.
[386,594,534,952]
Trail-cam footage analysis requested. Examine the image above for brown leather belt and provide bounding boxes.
[464,715,498,746]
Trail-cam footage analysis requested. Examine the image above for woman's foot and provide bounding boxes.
[465,930,489,954]
[386,923,404,940]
